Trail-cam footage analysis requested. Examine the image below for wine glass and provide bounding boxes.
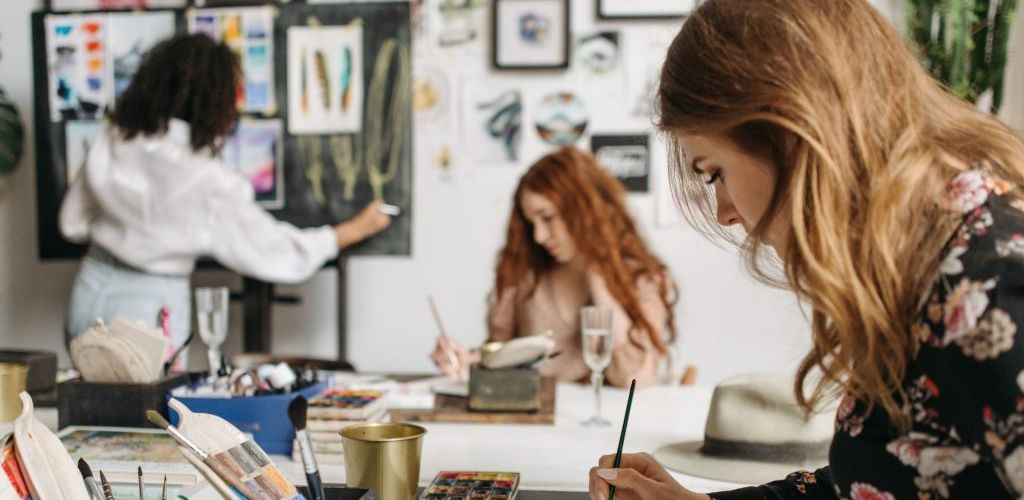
[580,305,614,426]
[195,287,229,376]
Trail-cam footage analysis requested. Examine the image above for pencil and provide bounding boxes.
[608,379,636,500]
[427,295,464,380]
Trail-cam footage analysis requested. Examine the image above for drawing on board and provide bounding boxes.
[45,15,108,122]
[535,91,587,146]
[462,83,521,164]
[107,12,176,100]
[364,38,410,201]
[187,7,276,114]
[64,120,104,186]
[287,24,364,135]
[222,119,285,209]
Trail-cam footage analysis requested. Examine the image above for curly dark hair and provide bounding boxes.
[109,33,240,153]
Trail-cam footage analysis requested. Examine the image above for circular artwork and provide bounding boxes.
[535,92,588,146]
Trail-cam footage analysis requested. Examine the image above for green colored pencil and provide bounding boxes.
[609,379,636,500]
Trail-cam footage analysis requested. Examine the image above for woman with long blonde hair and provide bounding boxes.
[431,146,677,388]
[589,0,1024,498]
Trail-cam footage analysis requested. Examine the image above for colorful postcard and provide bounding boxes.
[222,119,285,209]
[187,6,277,114]
[287,24,364,135]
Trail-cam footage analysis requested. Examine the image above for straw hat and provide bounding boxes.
[654,373,837,485]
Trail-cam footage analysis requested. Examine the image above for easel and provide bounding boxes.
[240,255,349,360]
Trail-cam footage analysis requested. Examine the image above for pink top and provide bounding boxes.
[486,270,671,388]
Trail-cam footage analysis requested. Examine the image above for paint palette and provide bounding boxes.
[420,471,519,500]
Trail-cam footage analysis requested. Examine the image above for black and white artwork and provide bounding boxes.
[591,134,650,192]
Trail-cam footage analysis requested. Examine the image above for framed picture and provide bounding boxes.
[492,0,570,70]
[47,0,186,11]
[596,0,696,20]
[591,134,650,192]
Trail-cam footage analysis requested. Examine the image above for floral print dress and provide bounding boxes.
[711,172,1024,500]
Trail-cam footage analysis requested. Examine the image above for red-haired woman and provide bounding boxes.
[432,146,677,388]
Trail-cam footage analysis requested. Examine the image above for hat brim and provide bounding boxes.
[654,441,828,486]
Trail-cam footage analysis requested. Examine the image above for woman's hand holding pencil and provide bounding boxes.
[588,453,707,500]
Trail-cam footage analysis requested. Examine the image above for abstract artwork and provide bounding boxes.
[46,11,174,122]
[462,82,522,165]
[590,134,649,192]
[287,24,364,135]
[107,12,176,100]
[221,119,285,209]
[493,0,569,69]
[535,91,587,146]
[187,7,276,114]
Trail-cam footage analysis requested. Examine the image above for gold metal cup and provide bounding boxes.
[340,422,427,500]
[0,363,27,423]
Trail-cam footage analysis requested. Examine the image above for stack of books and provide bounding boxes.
[292,389,387,465]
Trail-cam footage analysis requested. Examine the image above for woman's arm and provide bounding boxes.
[588,270,667,388]
[486,287,518,343]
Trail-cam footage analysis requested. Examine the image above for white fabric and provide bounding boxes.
[59,119,338,283]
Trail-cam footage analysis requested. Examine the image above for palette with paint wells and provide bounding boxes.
[420,471,520,500]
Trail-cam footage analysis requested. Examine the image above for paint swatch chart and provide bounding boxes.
[188,6,277,114]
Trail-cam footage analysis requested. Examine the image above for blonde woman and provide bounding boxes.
[589,0,1024,498]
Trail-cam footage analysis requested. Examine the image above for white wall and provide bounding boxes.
[0,0,1012,387]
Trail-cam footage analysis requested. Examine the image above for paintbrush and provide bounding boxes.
[427,295,464,381]
[608,379,637,500]
[162,331,194,376]
[99,471,116,500]
[146,410,258,499]
[161,475,167,500]
[78,458,105,500]
[288,396,324,500]
[138,466,144,500]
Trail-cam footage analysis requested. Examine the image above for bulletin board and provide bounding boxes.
[31,0,413,261]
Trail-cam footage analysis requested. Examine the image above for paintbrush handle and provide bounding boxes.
[180,448,236,500]
[305,472,325,500]
[84,477,105,500]
[203,457,260,499]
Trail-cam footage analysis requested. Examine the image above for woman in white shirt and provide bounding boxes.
[59,34,390,353]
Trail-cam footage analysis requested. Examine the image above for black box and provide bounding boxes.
[0,350,57,394]
[58,372,189,429]
[297,486,378,499]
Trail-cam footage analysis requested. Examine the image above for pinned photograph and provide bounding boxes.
[187,7,276,114]
[597,0,696,20]
[64,120,104,186]
[221,119,285,209]
[575,31,619,76]
[438,0,488,49]
[287,24,365,135]
[535,91,587,146]
[493,0,569,70]
[49,0,186,11]
[462,82,522,165]
[591,134,650,192]
[413,65,451,124]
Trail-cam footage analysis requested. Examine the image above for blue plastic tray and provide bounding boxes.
[167,381,328,455]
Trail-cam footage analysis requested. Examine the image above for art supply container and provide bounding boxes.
[0,363,28,423]
[340,423,426,500]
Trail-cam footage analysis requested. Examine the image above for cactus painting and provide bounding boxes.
[906,0,1020,113]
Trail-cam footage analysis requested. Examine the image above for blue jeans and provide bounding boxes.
[66,246,191,364]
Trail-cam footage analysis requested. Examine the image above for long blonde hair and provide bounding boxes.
[658,0,1024,428]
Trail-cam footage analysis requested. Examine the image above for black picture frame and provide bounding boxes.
[492,0,570,70]
[590,134,650,193]
[596,0,689,21]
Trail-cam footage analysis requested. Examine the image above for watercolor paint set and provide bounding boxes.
[420,471,519,500]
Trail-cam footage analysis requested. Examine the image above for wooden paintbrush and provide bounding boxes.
[608,379,637,500]
[77,458,104,500]
[146,410,258,499]
[288,396,324,500]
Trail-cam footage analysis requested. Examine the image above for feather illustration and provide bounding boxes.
[314,49,330,111]
[340,46,352,113]
[300,46,309,115]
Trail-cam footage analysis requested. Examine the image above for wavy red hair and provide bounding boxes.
[494,146,677,350]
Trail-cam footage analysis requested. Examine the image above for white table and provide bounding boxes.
[37,383,746,494]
